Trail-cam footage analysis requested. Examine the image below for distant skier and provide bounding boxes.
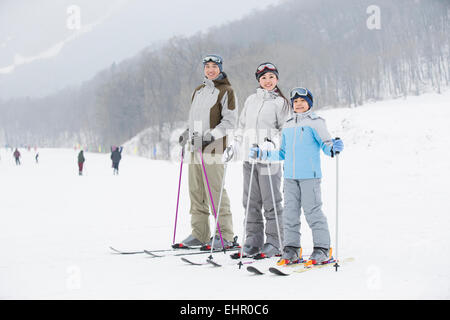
[110,146,123,175]
[13,148,21,165]
[35,152,39,164]
[78,150,85,175]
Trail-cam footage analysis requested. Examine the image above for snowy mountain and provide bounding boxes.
[1,91,449,299]
[0,0,280,99]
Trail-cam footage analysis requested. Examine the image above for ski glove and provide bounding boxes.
[249,147,268,160]
[331,138,344,156]
[249,147,260,160]
[191,132,215,149]
[202,132,215,148]
[222,145,234,163]
[261,138,276,152]
[178,129,189,147]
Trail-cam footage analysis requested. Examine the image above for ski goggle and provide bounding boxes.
[202,55,222,64]
[256,63,277,75]
[290,87,312,101]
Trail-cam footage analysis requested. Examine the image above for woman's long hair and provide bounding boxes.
[274,86,290,107]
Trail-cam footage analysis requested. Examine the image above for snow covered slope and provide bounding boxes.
[1,91,449,299]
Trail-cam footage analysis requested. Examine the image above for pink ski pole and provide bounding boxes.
[172,147,184,244]
[199,148,225,251]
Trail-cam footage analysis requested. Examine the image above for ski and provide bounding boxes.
[293,257,355,274]
[109,243,201,254]
[206,258,222,267]
[181,256,226,266]
[178,247,241,260]
[268,267,290,276]
[144,250,166,258]
[268,257,354,276]
[150,236,242,259]
[248,259,307,275]
[247,265,265,275]
[269,260,330,276]
[181,257,206,265]
[145,245,240,258]
[109,247,145,255]
[111,244,201,256]
[143,247,201,257]
[180,247,259,267]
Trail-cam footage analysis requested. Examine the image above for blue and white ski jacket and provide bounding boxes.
[267,110,333,179]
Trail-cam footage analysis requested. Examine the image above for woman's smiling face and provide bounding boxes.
[258,72,278,91]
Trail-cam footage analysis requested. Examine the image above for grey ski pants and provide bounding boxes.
[283,178,330,249]
[242,161,283,249]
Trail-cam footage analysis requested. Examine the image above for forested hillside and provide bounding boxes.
[1,0,448,158]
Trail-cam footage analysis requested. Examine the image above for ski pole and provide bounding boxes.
[199,148,225,251]
[263,138,283,254]
[238,143,258,269]
[333,137,341,272]
[172,147,184,245]
[208,146,234,260]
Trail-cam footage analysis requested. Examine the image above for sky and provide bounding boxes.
[0,0,282,98]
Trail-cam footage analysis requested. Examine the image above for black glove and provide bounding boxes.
[179,129,189,147]
[191,132,215,149]
[202,132,215,148]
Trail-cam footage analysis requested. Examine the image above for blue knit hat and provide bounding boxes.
[290,87,314,108]
[202,54,223,72]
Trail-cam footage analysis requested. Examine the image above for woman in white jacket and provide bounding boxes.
[231,62,291,259]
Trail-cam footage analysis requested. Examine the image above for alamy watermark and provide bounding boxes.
[66,5,81,30]
[367,5,381,30]
[66,265,82,290]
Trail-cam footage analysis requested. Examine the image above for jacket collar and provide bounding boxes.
[203,72,231,89]
[256,87,279,100]
[293,109,315,122]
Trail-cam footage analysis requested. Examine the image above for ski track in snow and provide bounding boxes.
[1,91,450,299]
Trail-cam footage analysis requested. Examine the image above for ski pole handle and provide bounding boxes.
[334,137,341,155]
[264,137,276,149]
[222,145,234,163]
[249,143,259,161]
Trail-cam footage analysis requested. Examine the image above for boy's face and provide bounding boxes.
[204,62,221,80]
[293,97,310,113]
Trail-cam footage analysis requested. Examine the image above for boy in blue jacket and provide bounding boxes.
[250,87,344,265]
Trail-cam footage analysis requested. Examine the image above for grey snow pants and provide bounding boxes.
[283,178,330,249]
[242,161,283,249]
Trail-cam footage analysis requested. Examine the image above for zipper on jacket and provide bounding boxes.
[292,128,297,178]
[255,100,265,148]
[292,115,297,177]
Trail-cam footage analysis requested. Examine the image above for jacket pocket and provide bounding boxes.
[309,157,317,178]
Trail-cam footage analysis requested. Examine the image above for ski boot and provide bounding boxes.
[172,234,204,249]
[276,246,303,266]
[230,244,259,259]
[202,235,239,251]
[253,243,281,260]
[309,247,333,265]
